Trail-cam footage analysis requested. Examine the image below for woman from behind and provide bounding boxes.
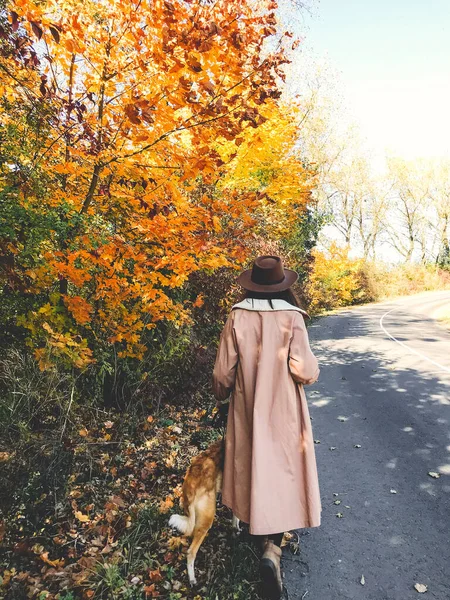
[213,255,321,599]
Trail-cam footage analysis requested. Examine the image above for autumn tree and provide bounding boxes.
[0,0,292,368]
[219,102,314,241]
[386,158,433,262]
[305,242,371,313]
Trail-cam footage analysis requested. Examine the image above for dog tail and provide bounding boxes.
[169,502,195,536]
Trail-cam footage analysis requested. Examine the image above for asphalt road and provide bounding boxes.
[283,290,450,600]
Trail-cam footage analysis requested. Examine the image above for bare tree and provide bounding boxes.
[428,159,450,265]
[386,158,432,262]
[356,180,392,259]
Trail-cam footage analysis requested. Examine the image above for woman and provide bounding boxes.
[212,255,321,600]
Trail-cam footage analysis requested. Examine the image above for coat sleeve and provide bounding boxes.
[288,312,320,385]
[212,313,239,402]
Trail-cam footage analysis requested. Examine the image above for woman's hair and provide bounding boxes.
[240,288,302,309]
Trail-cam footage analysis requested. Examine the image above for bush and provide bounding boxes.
[305,244,373,313]
[305,243,450,315]
[362,261,450,300]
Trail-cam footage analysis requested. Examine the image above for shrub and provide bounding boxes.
[305,243,373,313]
[362,262,450,300]
[305,244,450,315]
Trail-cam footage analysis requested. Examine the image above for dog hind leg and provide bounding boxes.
[186,493,215,586]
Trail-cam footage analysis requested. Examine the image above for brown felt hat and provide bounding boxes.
[237,255,298,292]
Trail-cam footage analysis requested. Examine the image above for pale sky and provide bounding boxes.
[300,0,450,160]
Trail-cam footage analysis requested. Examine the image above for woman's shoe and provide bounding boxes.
[260,541,283,599]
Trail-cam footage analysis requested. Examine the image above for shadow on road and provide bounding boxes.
[284,309,450,600]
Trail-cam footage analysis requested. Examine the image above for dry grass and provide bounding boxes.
[431,305,450,330]
[362,262,450,302]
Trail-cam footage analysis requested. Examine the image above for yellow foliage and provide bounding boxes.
[306,243,371,313]
[2,0,294,366]
[220,103,314,240]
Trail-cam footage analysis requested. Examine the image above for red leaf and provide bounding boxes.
[125,103,141,125]
[10,11,19,32]
[31,21,43,40]
[49,25,60,43]
[149,569,163,582]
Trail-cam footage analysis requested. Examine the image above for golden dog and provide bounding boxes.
[169,439,240,585]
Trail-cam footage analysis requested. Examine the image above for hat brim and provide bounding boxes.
[237,268,298,293]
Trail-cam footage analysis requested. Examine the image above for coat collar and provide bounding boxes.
[232,298,309,317]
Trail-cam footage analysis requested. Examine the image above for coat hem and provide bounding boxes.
[222,497,321,535]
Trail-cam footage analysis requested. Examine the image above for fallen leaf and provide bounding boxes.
[144,583,160,597]
[53,535,66,545]
[167,536,187,550]
[281,532,294,548]
[428,472,440,479]
[333,493,339,497]
[336,512,344,518]
[414,583,428,593]
[149,568,163,582]
[159,496,174,514]
[104,420,114,429]
[360,574,365,585]
[75,511,90,523]
[40,552,64,568]
[353,444,361,448]
[329,446,337,451]
[314,439,321,444]
[147,416,154,423]
[110,495,127,508]
[173,484,182,498]
[390,489,397,494]
[334,500,341,505]
[79,428,88,437]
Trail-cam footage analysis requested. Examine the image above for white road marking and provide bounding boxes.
[379,308,450,375]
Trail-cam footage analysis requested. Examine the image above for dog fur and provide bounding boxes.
[169,439,240,585]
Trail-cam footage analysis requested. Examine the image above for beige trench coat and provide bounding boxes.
[212,298,321,535]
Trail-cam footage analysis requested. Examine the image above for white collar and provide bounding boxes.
[232,298,308,317]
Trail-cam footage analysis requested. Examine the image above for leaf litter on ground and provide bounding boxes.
[0,402,263,599]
